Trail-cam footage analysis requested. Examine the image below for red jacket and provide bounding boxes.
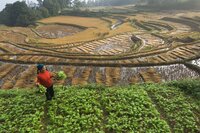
[37,70,53,88]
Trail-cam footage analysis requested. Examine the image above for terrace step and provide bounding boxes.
[71,68,92,86]
[0,64,17,79]
[95,72,105,85]
[13,66,36,88]
[139,68,161,83]
[160,55,174,62]
[179,47,196,55]
[129,75,141,84]
[158,55,169,62]
[170,52,188,60]
[154,56,166,63]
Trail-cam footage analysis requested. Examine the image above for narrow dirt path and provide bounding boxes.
[41,102,49,133]
[145,90,174,133]
[96,88,109,133]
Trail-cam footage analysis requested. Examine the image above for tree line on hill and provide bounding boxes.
[87,0,200,10]
[138,0,200,10]
[0,0,85,27]
[0,0,199,27]
[86,0,137,6]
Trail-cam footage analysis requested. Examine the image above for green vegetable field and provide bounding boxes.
[0,80,199,133]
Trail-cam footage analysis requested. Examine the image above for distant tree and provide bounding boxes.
[37,0,43,7]
[0,1,37,26]
[0,0,85,27]
[57,0,71,9]
[143,0,200,9]
[32,7,49,19]
[0,4,12,25]
[87,0,95,7]
[38,7,50,18]
[86,0,137,6]
[73,0,85,9]
[43,0,60,15]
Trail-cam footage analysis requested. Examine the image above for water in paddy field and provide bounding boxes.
[191,59,200,67]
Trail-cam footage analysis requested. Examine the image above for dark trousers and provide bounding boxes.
[45,85,54,100]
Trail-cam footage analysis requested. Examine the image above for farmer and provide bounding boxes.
[36,64,54,101]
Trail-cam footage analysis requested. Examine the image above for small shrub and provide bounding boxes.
[167,79,200,99]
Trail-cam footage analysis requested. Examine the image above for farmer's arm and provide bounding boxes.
[50,72,56,78]
[35,76,41,86]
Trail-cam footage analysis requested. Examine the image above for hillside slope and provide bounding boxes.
[0,79,200,132]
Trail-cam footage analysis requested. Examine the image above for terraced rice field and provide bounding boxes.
[0,11,200,89]
[35,24,84,39]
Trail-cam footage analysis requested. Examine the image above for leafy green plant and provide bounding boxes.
[102,87,171,132]
[0,81,199,132]
[38,84,46,93]
[167,79,200,99]
[145,84,200,133]
[57,71,67,80]
[47,88,103,132]
[0,90,44,132]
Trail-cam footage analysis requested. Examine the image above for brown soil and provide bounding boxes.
[35,24,84,39]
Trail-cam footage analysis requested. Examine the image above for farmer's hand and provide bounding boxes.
[50,72,56,78]
[36,82,40,87]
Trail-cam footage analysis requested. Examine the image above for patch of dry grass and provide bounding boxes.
[176,32,200,40]
[109,22,134,36]
[101,17,118,25]
[37,16,135,44]
[0,25,8,30]
[39,16,108,28]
